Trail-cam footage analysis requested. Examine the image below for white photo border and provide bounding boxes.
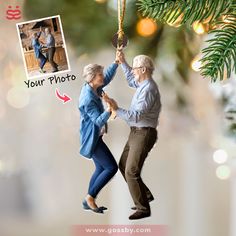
[16,15,71,80]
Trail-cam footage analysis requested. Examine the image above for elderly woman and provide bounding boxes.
[32,32,47,73]
[78,59,119,214]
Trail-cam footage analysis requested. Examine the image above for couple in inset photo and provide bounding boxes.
[17,15,70,79]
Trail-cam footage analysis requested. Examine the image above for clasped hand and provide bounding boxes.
[115,47,125,64]
[102,93,118,112]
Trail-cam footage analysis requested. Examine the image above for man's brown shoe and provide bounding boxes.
[131,196,154,210]
[129,211,151,220]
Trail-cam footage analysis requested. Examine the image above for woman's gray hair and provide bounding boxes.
[83,64,104,83]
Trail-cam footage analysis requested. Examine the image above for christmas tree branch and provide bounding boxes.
[137,0,233,25]
[137,0,236,81]
[200,12,236,81]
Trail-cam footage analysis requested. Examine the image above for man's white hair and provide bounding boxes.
[83,64,104,83]
[45,27,51,33]
[132,55,154,71]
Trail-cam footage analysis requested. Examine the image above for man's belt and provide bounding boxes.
[130,126,156,131]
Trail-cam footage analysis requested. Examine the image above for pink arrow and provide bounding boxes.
[55,88,71,104]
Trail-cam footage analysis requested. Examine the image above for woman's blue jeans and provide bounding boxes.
[88,137,118,198]
[38,53,47,69]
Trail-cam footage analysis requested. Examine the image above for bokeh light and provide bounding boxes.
[213,149,228,164]
[95,0,107,3]
[216,165,231,180]
[136,18,157,37]
[193,21,205,34]
[6,86,30,109]
[191,54,202,72]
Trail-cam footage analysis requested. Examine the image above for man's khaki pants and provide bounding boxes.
[119,127,157,212]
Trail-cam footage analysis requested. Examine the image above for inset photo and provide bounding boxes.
[16,15,70,79]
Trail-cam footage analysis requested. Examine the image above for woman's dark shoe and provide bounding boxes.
[82,200,104,214]
[39,68,46,73]
[82,200,108,211]
[82,199,90,210]
[100,206,108,211]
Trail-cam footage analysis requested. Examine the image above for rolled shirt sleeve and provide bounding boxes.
[121,62,138,88]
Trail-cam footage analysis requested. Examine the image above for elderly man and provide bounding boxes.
[41,27,58,72]
[109,52,161,220]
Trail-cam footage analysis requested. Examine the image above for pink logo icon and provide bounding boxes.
[6,6,21,20]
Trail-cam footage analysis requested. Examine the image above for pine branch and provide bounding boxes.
[137,0,236,81]
[200,13,236,81]
[137,0,233,25]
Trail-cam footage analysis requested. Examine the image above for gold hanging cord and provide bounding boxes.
[112,0,128,48]
[117,0,126,43]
